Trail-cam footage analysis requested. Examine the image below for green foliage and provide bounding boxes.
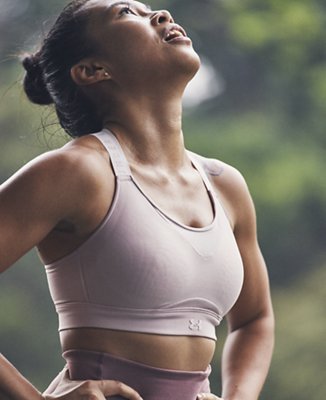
[266,265,326,400]
[0,252,63,389]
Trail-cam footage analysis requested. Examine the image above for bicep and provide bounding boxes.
[0,154,75,272]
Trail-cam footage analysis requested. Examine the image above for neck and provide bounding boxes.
[103,89,188,170]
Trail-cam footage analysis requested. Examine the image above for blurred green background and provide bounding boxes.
[0,0,325,399]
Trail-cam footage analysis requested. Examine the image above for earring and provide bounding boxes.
[104,72,109,77]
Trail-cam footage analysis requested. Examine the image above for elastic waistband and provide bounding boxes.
[63,349,211,400]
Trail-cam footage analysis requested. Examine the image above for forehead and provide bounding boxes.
[81,0,153,46]
[83,0,152,12]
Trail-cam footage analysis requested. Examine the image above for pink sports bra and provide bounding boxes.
[45,129,243,340]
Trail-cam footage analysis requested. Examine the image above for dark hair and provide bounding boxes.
[22,0,102,138]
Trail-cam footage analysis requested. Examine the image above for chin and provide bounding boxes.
[190,51,201,76]
[179,49,201,82]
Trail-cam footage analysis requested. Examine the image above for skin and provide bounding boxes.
[0,354,142,400]
[0,1,274,399]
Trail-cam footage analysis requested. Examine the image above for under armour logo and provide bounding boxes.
[188,319,202,331]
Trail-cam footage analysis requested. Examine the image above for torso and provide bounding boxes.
[38,134,233,372]
[60,329,216,371]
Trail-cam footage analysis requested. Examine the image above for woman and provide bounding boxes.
[0,1,275,399]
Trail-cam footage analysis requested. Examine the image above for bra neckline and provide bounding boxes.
[101,129,217,232]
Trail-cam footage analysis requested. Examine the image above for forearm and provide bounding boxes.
[221,314,274,400]
[0,354,43,400]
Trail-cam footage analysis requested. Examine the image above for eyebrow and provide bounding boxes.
[107,1,152,12]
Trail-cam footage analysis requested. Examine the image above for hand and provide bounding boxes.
[197,394,224,400]
[43,366,143,400]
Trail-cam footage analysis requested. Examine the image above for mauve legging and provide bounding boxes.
[63,349,211,400]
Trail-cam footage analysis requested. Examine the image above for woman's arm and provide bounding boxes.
[221,166,274,400]
[221,247,274,400]
[0,145,105,271]
[0,150,78,271]
[0,354,42,400]
[0,353,143,400]
[0,144,141,400]
[198,162,274,400]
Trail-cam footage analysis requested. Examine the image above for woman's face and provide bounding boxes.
[85,0,201,88]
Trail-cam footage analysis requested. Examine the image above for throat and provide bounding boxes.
[103,97,184,164]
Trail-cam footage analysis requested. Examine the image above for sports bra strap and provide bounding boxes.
[93,130,214,192]
[187,151,214,195]
[92,129,132,180]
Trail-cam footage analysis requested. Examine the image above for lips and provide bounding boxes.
[163,24,189,43]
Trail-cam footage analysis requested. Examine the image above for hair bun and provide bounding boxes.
[22,53,53,105]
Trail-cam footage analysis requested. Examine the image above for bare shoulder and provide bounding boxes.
[0,135,113,270]
[53,134,113,190]
[193,153,255,232]
[0,134,114,234]
[38,135,108,180]
[2,135,112,194]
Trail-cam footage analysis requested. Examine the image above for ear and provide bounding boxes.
[70,60,111,86]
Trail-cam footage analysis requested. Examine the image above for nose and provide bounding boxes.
[150,10,174,26]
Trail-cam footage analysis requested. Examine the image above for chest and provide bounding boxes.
[131,170,215,229]
[77,179,244,312]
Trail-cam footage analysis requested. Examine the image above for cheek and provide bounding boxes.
[110,35,161,77]
[109,22,157,58]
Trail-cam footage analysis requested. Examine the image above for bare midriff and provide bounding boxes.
[60,328,216,372]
